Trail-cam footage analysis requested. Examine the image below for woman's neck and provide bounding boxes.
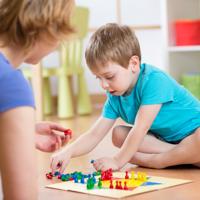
[0,46,25,68]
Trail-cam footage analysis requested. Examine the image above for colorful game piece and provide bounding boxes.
[131,171,135,179]
[119,181,123,189]
[131,171,134,178]
[90,159,95,164]
[137,172,144,180]
[124,181,128,190]
[109,180,113,189]
[97,178,102,189]
[125,171,129,179]
[74,175,78,183]
[64,129,72,138]
[115,181,119,189]
[57,161,62,168]
[96,170,101,176]
[101,168,113,180]
[141,172,147,181]
[46,170,192,199]
[92,175,96,184]
[80,176,85,184]
[54,171,60,176]
[87,178,95,190]
[46,172,53,179]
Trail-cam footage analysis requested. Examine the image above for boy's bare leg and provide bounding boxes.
[112,125,200,168]
[130,128,200,168]
[112,125,175,154]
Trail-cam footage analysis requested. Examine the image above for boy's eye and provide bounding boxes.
[106,75,114,80]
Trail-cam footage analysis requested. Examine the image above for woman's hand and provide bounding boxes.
[35,121,72,152]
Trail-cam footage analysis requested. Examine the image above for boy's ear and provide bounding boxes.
[129,55,140,72]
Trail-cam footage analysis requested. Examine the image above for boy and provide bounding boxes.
[0,0,74,199]
[51,23,200,173]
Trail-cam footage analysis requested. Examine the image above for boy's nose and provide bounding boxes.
[101,79,109,90]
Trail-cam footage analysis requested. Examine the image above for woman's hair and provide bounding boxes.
[85,23,141,70]
[0,0,75,49]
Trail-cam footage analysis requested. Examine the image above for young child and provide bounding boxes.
[0,0,74,199]
[51,23,200,174]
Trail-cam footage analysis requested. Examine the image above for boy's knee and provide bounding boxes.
[112,126,123,147]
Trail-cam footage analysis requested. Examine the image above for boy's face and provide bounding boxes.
[92,58,140,96]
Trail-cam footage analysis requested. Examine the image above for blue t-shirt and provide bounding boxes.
[0,53,35,112]
[102,63,200,142]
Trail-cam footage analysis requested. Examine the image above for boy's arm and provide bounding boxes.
[51,116,116,172]
[114,104,162,168]
[70,116,115,157]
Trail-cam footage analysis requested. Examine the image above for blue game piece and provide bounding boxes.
[88,174,91,179]
[81,176,85,184]
[92,177,96,184]
[54,171,60,176]
[90,159,95,164]
[83,174,88,178]
[73,174,79,183]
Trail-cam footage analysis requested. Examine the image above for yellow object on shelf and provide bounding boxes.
[181,73,200,100]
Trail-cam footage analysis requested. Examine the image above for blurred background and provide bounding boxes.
[21,0,200,120]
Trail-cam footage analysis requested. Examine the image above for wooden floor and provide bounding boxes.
[37,108,200,200]
[0,108,199,199]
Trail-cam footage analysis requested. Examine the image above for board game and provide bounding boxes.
[46,169,192,198]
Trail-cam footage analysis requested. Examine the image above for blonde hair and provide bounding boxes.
[0,0,75,49]
[85,23,141,70]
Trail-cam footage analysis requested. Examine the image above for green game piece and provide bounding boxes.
[98,178,102,189]
[97,170,101,176]
[87,178,95,190]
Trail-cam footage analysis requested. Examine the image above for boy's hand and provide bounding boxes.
[50,148,73,174]
[92,157,120,171]
[35,121,71,152]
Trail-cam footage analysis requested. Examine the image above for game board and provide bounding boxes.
[46,170,192,199]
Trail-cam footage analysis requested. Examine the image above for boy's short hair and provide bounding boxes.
[85,23,141,70]
[0,0,75,49]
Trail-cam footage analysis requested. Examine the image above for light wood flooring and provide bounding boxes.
[37,107,200,200]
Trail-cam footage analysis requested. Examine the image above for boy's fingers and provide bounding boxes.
[50,158,56,173]
[51,158,62,173]
[59,161,68,174]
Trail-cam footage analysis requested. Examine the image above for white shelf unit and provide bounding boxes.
[161,0,200,80]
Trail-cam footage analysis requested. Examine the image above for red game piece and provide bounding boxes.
[119,181,123,189]
[64,129,72,138]
[115,181,119,189]
[125,171,129,179]
[46,173,53,179]
[109,180,113,189]
[124,181,128,190]
[101,168,113,181]
[57,161,62,168]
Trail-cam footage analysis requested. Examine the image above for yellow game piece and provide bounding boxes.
[141,172,147,181]
[131,171,135,179]
[137,172,142,180]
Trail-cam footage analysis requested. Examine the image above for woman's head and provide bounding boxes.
[0,0,75,53]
